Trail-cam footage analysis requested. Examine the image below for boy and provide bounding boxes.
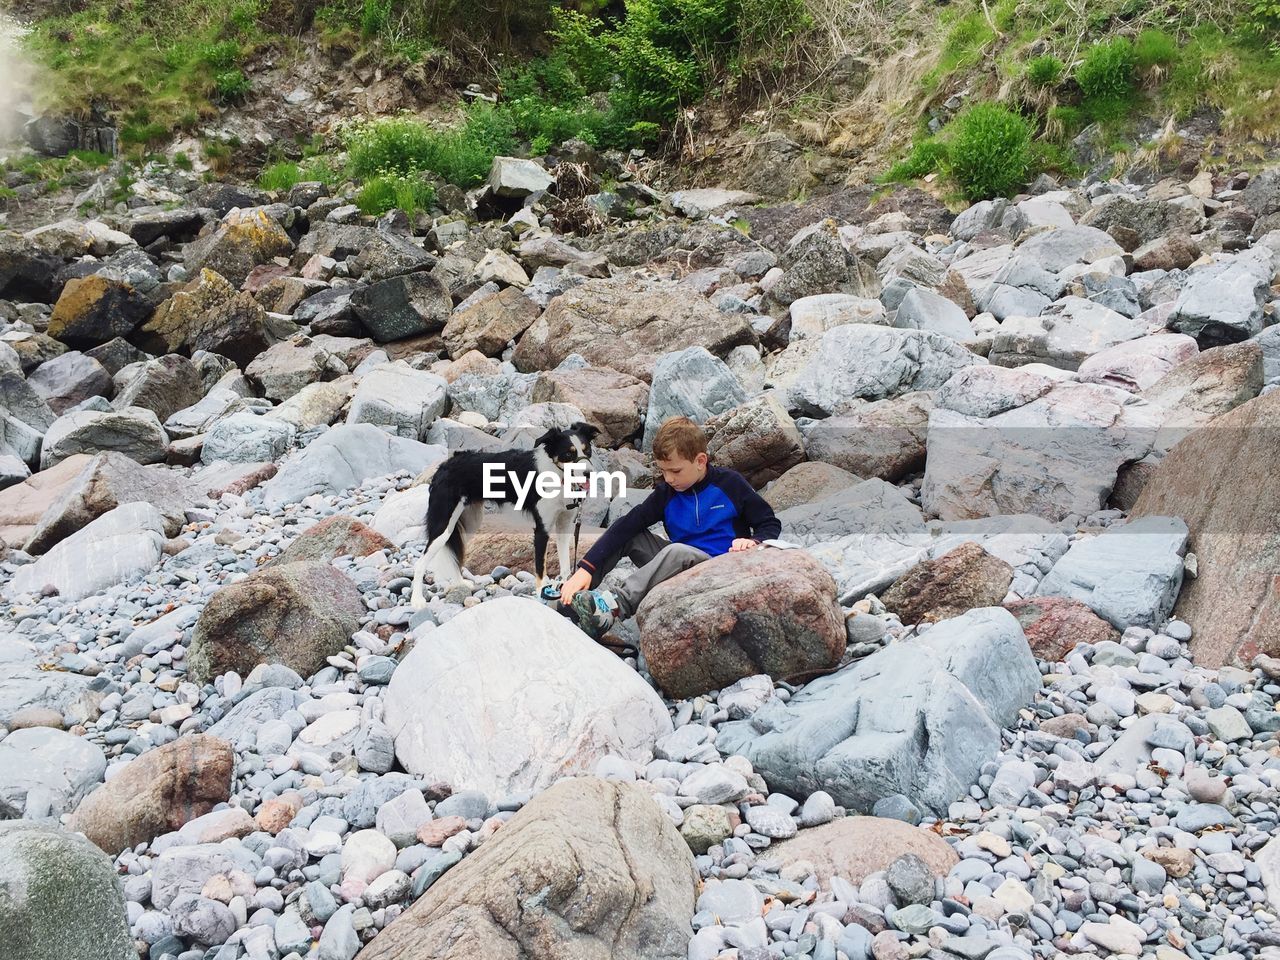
[558,415,783,639]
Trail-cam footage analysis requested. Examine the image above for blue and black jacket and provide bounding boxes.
[577,463,783,575]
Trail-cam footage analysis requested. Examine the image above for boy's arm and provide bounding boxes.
[576,486,666,575]
[725,471,782,542]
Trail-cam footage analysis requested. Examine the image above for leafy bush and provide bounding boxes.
[196,40,240,70]
[1135,29,1178,69]
[360,0,391,38]
[214,69,251,102]
[1076,37,1136,122]
[882,139,949,182]
[945,102,1033,200]
[344,106,518,189]
[356,173,435,217]
[1025,54,1064,87]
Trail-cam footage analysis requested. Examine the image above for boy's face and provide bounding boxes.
[655,452,708,492]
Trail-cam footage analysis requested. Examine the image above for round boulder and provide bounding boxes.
[186,560,365,684]
[636,549,845,699]
[0,821,135,960]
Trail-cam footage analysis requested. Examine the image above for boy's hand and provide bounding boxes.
[559,568,592,604]
[729,538,758,553]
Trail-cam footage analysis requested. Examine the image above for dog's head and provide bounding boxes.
[536,420,600,468]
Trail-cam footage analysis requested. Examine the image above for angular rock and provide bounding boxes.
[357,778,696,960]
[703,393,805,488]
[642,346,747,452]
[440,283,532,355]
[487,156,554,198]
[182,208,295,288]
[512,279,758,383]
[0,727,107,818]
[1015,225,1123,272]
[1035,515,1188,630]
[346,364,448,440]
[27,351,112,415]
[47,275,153,349]
[0,453,92,547]
[68,735,233,855]
[269,514,393,567]
[384,597,672,795]
[799,391,932,482]
[186,560,366,684]
[8,501,166,601]
[1076,333,1199,393]
[1003,596,1118,661]
[1129,390,1280,666]
[636,549,845,699]
[789,294,887,340]
[40,405,169,470]
[200,411,295,464]
[787,324,983,416]
[351,272,452,343]
[531,365,648,447]
[882,542,1014,626]
[137,268,279,369]
[110,354,204,424]
[717,607,1040,814]
[24,451,193,554]
[260,423,444,510]
[989,297,1147,371]
[1169,255,1269,346]
[762,461,859,512]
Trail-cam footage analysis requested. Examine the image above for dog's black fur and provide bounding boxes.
[410,421,601,608]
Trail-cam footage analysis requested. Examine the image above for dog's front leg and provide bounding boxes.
[554,510,574,581]
[533,523,549,592]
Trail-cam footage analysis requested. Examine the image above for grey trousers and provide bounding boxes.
[585,529,711,619]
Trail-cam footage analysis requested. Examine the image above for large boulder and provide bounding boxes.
[0,727,106,819]
[357,778,696,960]
[46,275,153,349]
[182,209,295,288]
[1076,333,1199,393]
[704,393,805,488]
[267,514,393,568]
[0,822,134,960]
[200,411,295,464]
[764,219,879,310]
[763,461,859,512]
[0,665,95,729]
[717,607,1041,814]
[350,271,452,343]
[259,424,445,510]
[0,453,92,550]
[799,391,932,482]
[767,816,958,887]
[186,560,365,684]
[1129,390,1280,666]
[24,451,194,554]
[244,337,352,402]
[8,501,166,602]
[39,405,169,470]
[531,364,649,447]
[1004,595,1118,662]
[1014,225,1123,272]
[988,297,1147,370]
[68,734,233,855]
[110,354,204,423]
[881,542,1014,626]
[921,381,1159,523]
[455,513,606,578]
[1035,515,1188,630]
[442,286,541,358]
[384,597,672,796]
[27,351,112,415]
[136,268,279,368]
[512,279,758,383]
[642,346,747,452]
[1168,254,1269,346]
[346,364,448,440]
[786,324,983,416]
[635,549,845,700]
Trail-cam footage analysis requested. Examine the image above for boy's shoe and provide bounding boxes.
[569,589,620,640]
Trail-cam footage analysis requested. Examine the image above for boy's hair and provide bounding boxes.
[652,416,708,462]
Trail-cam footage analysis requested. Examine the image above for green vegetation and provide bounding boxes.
[23,0,269,150]
[1076,37,1137,123]
[355,173,436,216]
[1025,55,1064,88]
[882,139,949,183]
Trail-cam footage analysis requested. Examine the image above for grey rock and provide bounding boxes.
[642,346,746,452]
[200,411,295,464]
[717,607,1040,815]
[1035,515,1187,629]
[0,726,106,818]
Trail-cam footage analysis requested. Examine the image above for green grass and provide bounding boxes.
[355,173,435,216]
[22,0,269,151]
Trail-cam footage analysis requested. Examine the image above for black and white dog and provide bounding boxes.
[409,421,601,610]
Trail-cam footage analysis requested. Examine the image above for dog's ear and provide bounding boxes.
[577,422,600,440]
[534,428,557,448]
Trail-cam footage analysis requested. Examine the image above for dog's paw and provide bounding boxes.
[409,592,427,612]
